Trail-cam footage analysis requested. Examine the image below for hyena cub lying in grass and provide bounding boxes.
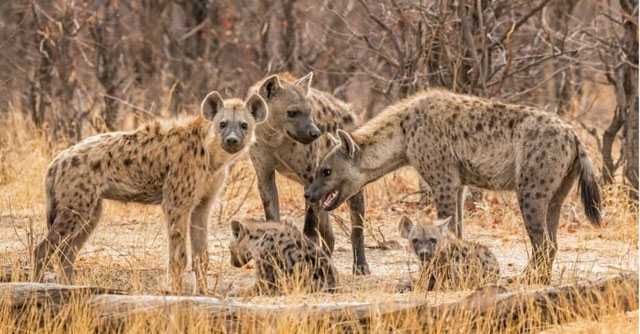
[228,220,338,295]
[398,216,499,290]
[33,91,267,293]
[305,88,601,283]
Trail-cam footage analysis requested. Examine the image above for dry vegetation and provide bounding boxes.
[0,0,638,332]
[0,108,637,332]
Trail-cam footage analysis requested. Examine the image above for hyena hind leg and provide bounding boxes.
[56,200,102,284]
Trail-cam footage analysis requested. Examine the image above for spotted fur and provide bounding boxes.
[229,220,338,294]
[399,216,499,290]
[33,92,268,293]
[306,88,601,283]
[247,72,370,275]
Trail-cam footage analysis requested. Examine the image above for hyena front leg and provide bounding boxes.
[163,187,196,293]
[250,151,280,222]
[304,201,334,254]
[190,193,216,295]
[347,191,369,275]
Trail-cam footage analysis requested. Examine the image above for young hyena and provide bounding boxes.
[32,92,268,293]
[305,88,601,283]
[398,216,499,290]
[247,72,370,275]
[228,220,338,295]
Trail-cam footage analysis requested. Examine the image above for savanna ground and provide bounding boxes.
[0,105,637,333]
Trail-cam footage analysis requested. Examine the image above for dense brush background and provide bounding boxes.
[0,0,638,333]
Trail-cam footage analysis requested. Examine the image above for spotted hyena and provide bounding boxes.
[228,220,338,295]
[32,92,268,293]
[247,72,370,275]
[398,216,499,290]
[305,89,601,283]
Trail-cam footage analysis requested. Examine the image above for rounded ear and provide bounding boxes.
[294,72,313,95]
[246,93,268,124]
[231,220,246,240]
[201,91,225,121]
[398,216,414,239]
[327,132,340,146]
[436,217,452,235]
[337,129,360,160]
[259,75,282,100]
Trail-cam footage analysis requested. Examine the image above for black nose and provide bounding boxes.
[304,191,311,199]
[226,137,238,144]
[310,130,320,139]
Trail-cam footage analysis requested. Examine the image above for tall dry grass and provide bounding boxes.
[0,109,637,333]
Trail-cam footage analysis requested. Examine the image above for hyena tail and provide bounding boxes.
[575,136,601,226]
[45,167,57,229]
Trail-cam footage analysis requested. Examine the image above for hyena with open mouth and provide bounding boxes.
[305,88,601,283]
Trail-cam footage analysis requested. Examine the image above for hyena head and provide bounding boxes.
[228,220,253,267]
[398,216,452,263]
[256,72,321,144]
[201,91,268,154]
[305,130,366,211]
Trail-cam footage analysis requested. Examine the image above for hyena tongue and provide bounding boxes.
[323,190,337,208]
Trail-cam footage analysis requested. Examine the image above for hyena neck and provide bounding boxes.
[352,111,409,184]
[254,120,285,147]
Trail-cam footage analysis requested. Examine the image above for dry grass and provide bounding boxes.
[0,111,637,333]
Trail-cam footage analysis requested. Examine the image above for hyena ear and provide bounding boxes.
[327,132,340,146]
[246,93,268,124]
[398,216,414,239]
[231,220,246,240]
[294,72,313,96]
[337,129,359,160]
[435,217,452,235]
[201,91,225,121]
[259,75,282,100]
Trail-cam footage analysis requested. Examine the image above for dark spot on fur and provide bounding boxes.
[342,115,353,124]
[91,161,101,171]
[476,123,483,132]
[71,157,80,167]
[123,158,133,166]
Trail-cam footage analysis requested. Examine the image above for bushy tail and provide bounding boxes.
[45,167,57,229]
[575,136,601,226]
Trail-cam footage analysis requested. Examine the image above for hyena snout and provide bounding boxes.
[289,117,321,144]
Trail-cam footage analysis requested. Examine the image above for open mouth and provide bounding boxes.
[323,189,339,209]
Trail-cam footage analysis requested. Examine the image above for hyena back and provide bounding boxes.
[306,88,601,283]
[247,72,370,274]
[398,216,499,290]
[228,220,338,295]
[33,92,267,293]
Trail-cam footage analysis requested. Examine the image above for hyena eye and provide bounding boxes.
[241,122,248,130]
[429,237,438,243]
[219,121,227,129]
[411,238,419,245]
[321,168,331,177]
[287,109,298,118]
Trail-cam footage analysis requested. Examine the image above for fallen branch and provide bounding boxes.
[0,273,636,332]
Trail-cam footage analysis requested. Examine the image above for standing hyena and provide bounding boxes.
[247,72,370,275]
[398,216,500,290]
[228,220,338,295]
[305,89,601,283]
[32,92,268,293]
